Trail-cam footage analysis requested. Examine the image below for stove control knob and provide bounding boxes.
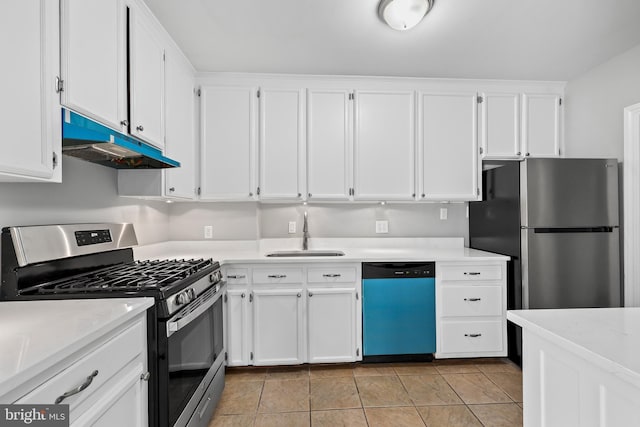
[176,291,189,305]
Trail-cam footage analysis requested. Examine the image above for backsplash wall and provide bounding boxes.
[0,156,171,244]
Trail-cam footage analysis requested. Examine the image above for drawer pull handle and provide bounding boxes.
[267,274,287,279]
[322,274,341,278]
[55,370,99,404]
[464,298,482,302]
[464,272,481,276]
[227,275,246,279]
[465,333,482,338]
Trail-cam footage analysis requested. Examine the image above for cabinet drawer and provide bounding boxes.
[225,268,249,285]
[440,286,502,317]
[439,264,502,281]
[307,267,357,284]
[253,268,303,284]
[440,320,503,354]
[17,319,146,408]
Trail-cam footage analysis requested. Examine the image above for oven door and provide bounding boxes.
[158,285,224,427]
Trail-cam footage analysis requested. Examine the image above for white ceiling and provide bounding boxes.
[144,0,640,81]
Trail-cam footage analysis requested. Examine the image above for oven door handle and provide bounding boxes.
[166,295,216,337]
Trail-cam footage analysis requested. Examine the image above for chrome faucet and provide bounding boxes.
[302,211,309,251]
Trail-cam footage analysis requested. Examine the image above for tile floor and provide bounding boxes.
[208,358,523,427]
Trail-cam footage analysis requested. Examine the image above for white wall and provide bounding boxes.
[564,43,640,160]
[0,156,170,244]
[168,202,259,240]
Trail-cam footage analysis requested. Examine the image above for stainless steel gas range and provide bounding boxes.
[0,223,225,427]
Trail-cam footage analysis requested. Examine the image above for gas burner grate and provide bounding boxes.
[21,258,214,295]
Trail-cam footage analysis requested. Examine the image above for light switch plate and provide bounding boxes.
[440,208,448,220]
[288,221,297,234]
[204,225,213,239]
[375,220,389,234]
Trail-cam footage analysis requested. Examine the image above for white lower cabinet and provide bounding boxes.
[223,263,362,366]
[436,261,507,358]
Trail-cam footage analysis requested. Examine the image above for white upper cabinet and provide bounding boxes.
[0,0,60,183]
[258,88,305,200]
[522,93,562,157]
[60,0,127,133]
[354,90,415,201]
[163,50,196,199]
[306,89,352,201]
[419,92,480,201]
[480,93,521,159]
[200,86,257,201]
[129,8,165,148]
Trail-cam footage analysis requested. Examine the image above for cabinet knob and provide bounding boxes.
[241,293,245,298]
[120,120,129,127]
[136,125,144,132]
[249,192,253,197]
[412,193,416,198]
[421,194,426,198]
[526,152,530,156]
[517,151,522,156]
[297,193,302,198]
[169,187,175,192]
[297,293,301,298]
[308,193,312,198]
[308,292,313,297]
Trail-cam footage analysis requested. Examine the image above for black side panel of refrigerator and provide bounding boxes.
[469,161,522,366]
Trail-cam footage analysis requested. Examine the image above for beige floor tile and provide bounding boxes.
[208,414,255,427]
[216,380,263,415]
[417,405,482,427]
[255,412,310,427]
[309,364,354,378]
[486,371,523,402]
[469,403,523,427]
[442,373,512,404]
[475,361,522,374]
[311,409,368,427]
[393,362,439,376]
[352,363,397,376]
[225,367,268,383]
[517,402,523,409]
[399,375,463,405]
[311,377,361,410]
[258,378,310,413]
[266,366,310,380]
[356,376,413,407]
[365,407,426,427]
[434,363,481,374]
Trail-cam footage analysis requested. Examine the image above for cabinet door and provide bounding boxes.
[129,10,165,148]
[522,93,561,157]
[60,0,127,133]
[252,289,304,365]
[201,86,257,201]
[307,89,352,201]
[307,288,357,363]
[164,51,196,200]
[0,0,60,182]
[354,90,415,200]
[259,88,305,200]
[226,289,251,366]
[480,93,521,159]
[419,92,479,201]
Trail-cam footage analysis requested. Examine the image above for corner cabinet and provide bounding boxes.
[0,0,61,182]
[418,92,480,201]
[435,261,508,358]
[223,263,362,367]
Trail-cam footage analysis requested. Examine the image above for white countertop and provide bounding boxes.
[0,298,154,401]
[133,238,509,263]
[508,308,640,387]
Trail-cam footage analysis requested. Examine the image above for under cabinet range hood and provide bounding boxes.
[61,109,180,169]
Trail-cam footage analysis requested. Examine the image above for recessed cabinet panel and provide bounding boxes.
[201,86,256,200]
[481,93,521,158]
[419,92,479,201]
[0,0,59,182]
[522,94,561,157]
[307,288,356,363]
[60,0,127,132]
[259,89,304,200]
[354,91,415,200]
[130,11,165,148]
[307,90,351,201]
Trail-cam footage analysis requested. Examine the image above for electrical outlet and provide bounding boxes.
[204,225,213,239]
[440,208,448,220]
[288,221,297,234]
[375,220,389,234]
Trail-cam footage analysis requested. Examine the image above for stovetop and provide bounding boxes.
[19,258,218,296]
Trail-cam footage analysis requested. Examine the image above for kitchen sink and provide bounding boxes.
[265,250,345,257]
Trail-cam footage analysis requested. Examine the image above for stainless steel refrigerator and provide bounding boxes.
[469,158,621,365]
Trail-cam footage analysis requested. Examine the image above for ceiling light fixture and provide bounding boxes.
[378,0,434,31]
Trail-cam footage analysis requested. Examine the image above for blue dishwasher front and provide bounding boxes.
[362,262,436,361]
